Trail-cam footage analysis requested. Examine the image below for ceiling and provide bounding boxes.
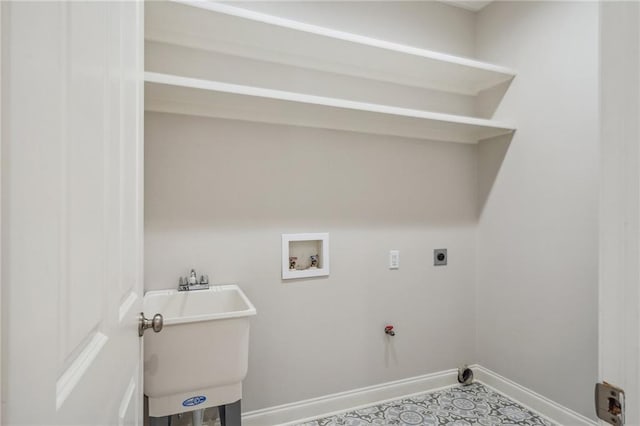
[439,1,493,12]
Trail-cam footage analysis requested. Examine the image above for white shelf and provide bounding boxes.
[145,1,516,96]
[145,72,515,144]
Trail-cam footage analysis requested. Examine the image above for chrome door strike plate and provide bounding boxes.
[595,382,625,425]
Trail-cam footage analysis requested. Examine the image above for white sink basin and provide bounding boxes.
[144,285,256,417]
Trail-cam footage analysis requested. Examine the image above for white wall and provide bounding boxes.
[144,0,600,418]
[145,113,478,411]
[599,3,640,424]
[475,2,599,419]
[144,3,480,412]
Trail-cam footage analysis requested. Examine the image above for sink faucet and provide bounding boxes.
[189,269,198,285]
[178,269,210,291]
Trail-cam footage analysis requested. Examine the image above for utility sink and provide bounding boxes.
[144,285,256,418]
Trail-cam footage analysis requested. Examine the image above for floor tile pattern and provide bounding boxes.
[295,383,554,426]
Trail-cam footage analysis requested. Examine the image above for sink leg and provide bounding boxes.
[149,415,171,426]
[192,409,205,426]
[219,399,241,426]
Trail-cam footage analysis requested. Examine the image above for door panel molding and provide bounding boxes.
[120,292,139,323]
[56,332,108,409]
[119,375,138,426]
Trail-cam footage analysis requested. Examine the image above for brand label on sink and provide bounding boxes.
[183,395,207,407]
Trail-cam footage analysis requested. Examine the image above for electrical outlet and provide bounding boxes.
[434,249,447,266]
[389,250,400,269]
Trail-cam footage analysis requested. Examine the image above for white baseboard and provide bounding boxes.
[470,364,597,426]
[241,369,458,426]
[241,365,597,426]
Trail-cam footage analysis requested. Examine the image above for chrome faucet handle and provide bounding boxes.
[178,276,189,291]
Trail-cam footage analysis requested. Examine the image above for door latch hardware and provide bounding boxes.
[139,312,163,337]
[595,382,625,425]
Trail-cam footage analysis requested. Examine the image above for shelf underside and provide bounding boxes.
[145,73,515,144]
[145,1,516,96]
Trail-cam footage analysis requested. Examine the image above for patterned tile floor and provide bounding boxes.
[294,383,554,426]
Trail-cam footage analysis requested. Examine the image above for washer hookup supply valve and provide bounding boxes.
[384,325,395,336]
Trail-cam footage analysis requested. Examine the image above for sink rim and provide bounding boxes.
[143,284,256,326]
